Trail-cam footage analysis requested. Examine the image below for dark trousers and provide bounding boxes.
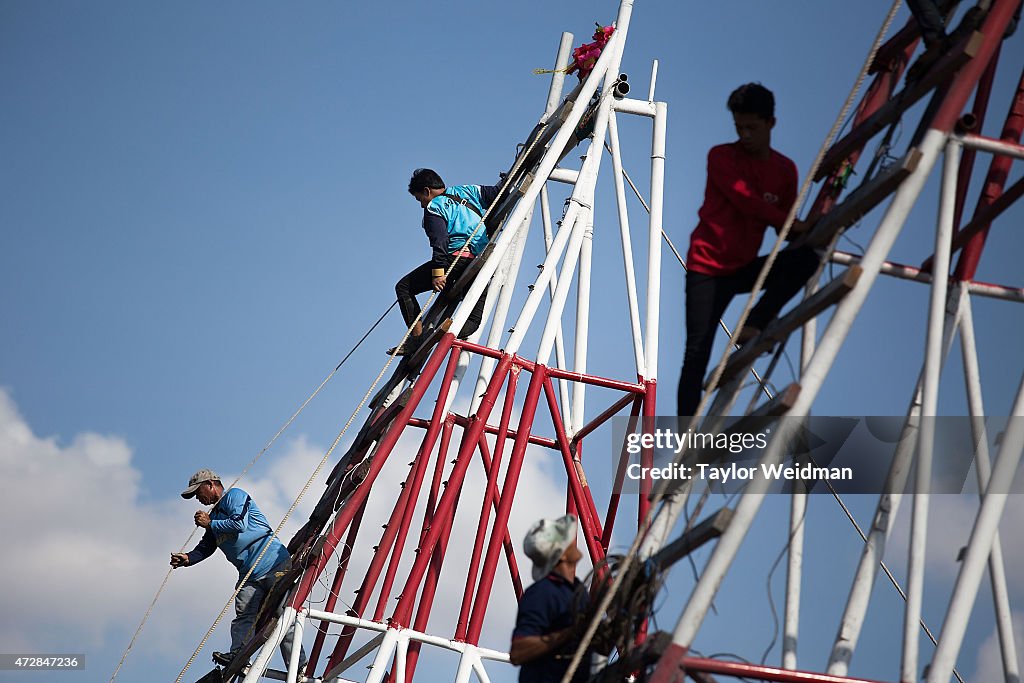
[906,0,947,46]
[395,259,487,339]
[677,246,818,416]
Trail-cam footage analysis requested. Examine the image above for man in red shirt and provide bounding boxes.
[677,83,818,416]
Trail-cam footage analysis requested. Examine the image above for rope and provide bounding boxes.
[106,302,395,683]
[559,3,906,681]
[605,145,775,401]
[108,530,200,682]
[174,105,556,682]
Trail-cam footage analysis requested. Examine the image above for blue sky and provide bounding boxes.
[2,1,1024,682]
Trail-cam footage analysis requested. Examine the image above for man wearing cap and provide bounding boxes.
[170,469,306,669]
[510,513,592,683]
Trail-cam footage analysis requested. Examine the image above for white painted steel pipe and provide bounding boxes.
[549,167,580,184]
[534,68,618,364]
[665,127,948,650]
[454,648,474,683]
[287,610,306,683]
[364,628,400,683]
[393,636,407,683]
[608,110,647,376]
[957,132,1024,161]
[901,138,959,683]
[511,100,616,358]
[644,102,666,382]
[544,33,574,119]
[471,209,532,417]
[783,483,806,671]
[303,611,510,661]
[785,282,818,670]
[571,207,594,433]
[612,98,658,117]
[472,212,531,414]
[826,304,962,677]
[828,250,1024,303]
[648,59,659,102]
[503,195,583,355]
[958,291,1021,683]
[538,203,591,365]
[244,607,292,683]
[449,30,624,339]
[473,655,495,683]
[926,373,1024,683]
[539,188,574,420]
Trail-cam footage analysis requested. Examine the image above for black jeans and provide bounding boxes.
[676,246,818,416]
[906,0,947,46]
[395,259,487,339]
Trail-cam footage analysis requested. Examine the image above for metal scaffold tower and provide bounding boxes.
[198,1,1024,682]
[213,1,669,681]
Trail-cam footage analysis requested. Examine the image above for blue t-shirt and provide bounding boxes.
[186,487,290,584]
[422,184,500,269]
[512,573,591,683]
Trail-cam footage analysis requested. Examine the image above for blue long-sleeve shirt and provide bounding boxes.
[186,487,290,584]
[423,184,500,269]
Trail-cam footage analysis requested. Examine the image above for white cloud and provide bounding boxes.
[970,613,1024,683]
[0,387,572,682]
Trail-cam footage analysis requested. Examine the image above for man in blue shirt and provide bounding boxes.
[390,168,500,355]
[510,514,592,683]
[170,469,306,669]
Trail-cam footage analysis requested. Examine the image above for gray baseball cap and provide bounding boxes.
[523,513,578,581]
[181,468,221,499]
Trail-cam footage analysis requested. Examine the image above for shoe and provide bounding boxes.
[212,651,236,666]
[387,334,423,356]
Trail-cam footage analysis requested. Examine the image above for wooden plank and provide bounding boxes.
[714,267,862,385]
[321,633,386,682]
[802,149,921,249]
[653,508,734,569]
[815,31,982,181]
[729,384,801,428]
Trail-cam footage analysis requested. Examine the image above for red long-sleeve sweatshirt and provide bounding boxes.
[686,142,798,276]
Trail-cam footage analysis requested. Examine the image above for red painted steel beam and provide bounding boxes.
[944,47,1000,257]
[651,644,893,683]
[602,396,643,550]
[392,353,516,627]
[571,391,638,445]
[955,64,1024,279]
[917,63,1024,276]
[304,498,367,677]
[543,375,606,563]
[475,434,524,599]
[290,333,455,614]
[373,349,465,621]
[810,39,915,217]
[456,366,521,641]
[401,416,455,678]
[320,344,463,671]
[680,655,891,683]
[465,366,548,643]
[931,0,1020,135]
[547,365,646,393]
[638,381,657,524]
[408,415,561,450]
